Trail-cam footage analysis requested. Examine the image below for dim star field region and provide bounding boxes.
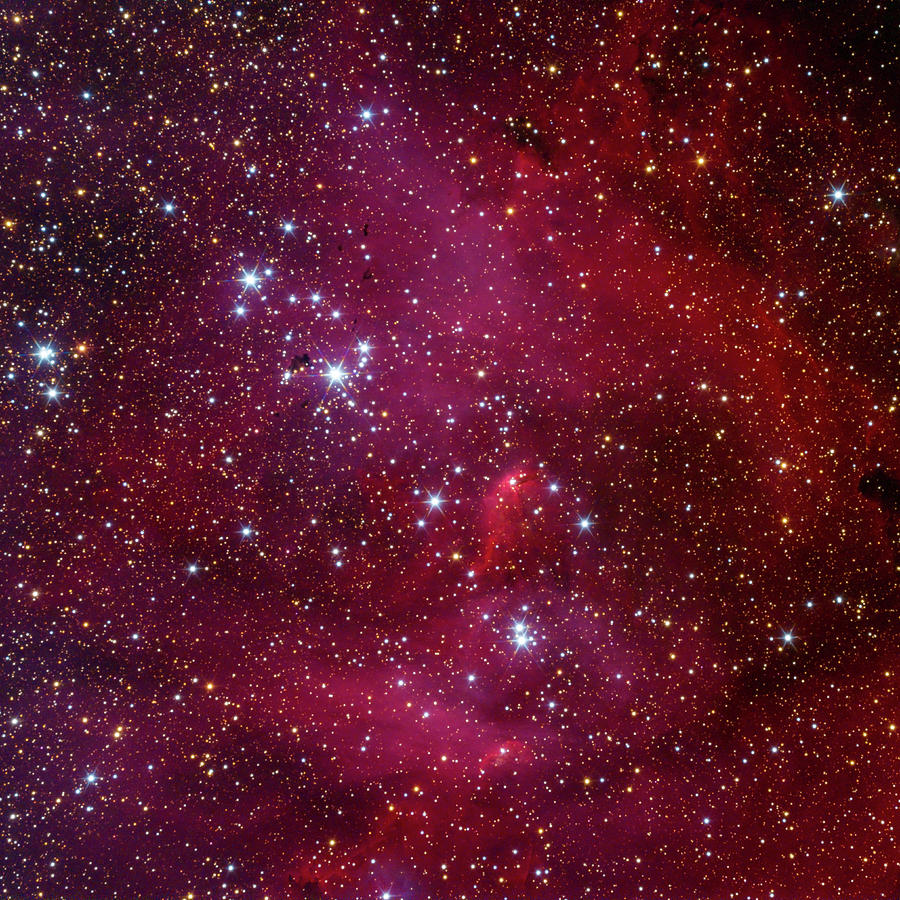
[1,1,899,899]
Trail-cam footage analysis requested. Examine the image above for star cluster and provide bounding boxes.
[2,2,899,899]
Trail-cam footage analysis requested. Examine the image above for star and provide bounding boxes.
[239,268,261,291]
[33,345,55,365]
[325,364,346,385]
[511,620,534,651]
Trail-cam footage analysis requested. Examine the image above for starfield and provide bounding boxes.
[2,2,899,899]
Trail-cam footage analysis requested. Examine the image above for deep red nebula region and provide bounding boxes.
[3,2,900,898]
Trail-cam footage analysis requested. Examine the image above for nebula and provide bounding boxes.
[2,2,899,898]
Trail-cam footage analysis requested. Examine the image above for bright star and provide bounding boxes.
[326,364,346,385]
[830,184,846,205]
[578,516,592,531]
[427,492,444,511]
[34,345,54,365]
[240,268,261,291]
[163,201,175,215]
[45,386,59,401]
[282,221,295,234]
[357,340,371,355]
[512,621,533,650]
[360,107,374,121]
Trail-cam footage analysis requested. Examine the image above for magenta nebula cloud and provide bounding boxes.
[3,3,899,899]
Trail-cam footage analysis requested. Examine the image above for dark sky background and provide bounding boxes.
[2,1,899,898]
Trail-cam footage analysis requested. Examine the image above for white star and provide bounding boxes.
[512,620,534,651]
[34,345,54,365]
[326,364,346,385]
[239,268,261,291]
